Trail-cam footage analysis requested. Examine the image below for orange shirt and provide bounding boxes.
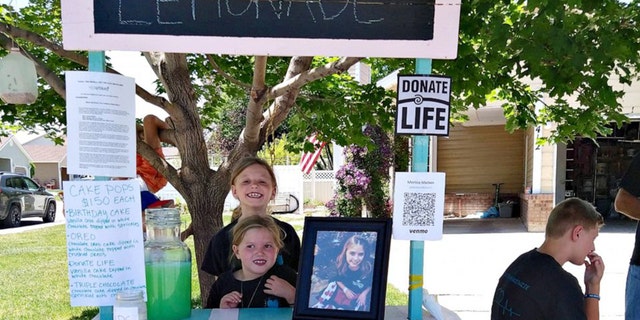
[136,148,167,193]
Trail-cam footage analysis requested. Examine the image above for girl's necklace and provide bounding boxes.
[241,275,264,308]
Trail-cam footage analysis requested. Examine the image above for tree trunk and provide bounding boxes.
[185,150,261,305]
[155,54,362,305]
[185,167,230,304]
[145,52,227,304]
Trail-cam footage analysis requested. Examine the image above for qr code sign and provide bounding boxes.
[402,192,436,226]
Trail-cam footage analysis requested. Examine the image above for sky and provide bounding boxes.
[106,51,169,119]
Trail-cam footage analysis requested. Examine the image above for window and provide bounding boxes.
[23,178,39,191]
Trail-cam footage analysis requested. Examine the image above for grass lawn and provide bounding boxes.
[0,212,407,319]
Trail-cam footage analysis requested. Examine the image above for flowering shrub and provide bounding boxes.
[335,163,370,197]
[327,125,393,218]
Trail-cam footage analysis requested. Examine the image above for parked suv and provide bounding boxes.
[0,173,56,228]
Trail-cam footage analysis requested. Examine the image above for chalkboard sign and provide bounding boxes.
[61,0,461,58]
[94,0,434,41]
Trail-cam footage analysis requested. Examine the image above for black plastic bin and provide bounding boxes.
[498,202,515,218]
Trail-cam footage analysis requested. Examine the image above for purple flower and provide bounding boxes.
[328,124,393,218]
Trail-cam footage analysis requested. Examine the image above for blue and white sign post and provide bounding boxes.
[395,64,453,319]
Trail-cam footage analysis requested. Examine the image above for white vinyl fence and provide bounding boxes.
[156,167,335,215]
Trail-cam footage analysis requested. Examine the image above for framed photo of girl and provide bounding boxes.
[293,217,393,320]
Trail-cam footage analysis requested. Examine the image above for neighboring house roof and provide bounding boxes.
[0,135,34,162]
[10,131,175,165]
[0,135,11,146]
[10,131,67,164]
[23,145,67,164]
[18,132,67,147]
[13,131,44,145]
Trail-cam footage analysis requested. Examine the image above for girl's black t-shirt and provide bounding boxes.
[207,264,297,308]
[201,217,301,276]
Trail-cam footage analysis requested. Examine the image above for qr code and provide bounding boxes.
[402,192,436,226]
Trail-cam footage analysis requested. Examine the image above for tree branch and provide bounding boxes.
[242,56,269,146]
[0,22,170,111]
[269,57,362,99]
[260,56,314,138]
[205,54,251,90]
[260,56,360,135]
[0,22,84,65]
[129,77,173,111]
[136,134,180,186]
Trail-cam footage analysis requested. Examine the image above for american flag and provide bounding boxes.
[299,134,327,174]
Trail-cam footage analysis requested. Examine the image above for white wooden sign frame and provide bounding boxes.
[61,0,461,59]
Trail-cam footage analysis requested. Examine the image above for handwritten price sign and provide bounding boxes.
[64,180,146,306]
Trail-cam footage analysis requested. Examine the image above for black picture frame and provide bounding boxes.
[293,217,393,320]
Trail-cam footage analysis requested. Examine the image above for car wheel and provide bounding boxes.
[2,204,21,228]
[43,201,56,223]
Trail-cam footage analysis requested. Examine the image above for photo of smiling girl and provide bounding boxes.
[311,232,374,311]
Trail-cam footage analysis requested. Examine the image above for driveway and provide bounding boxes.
[0,200,65,235]
[387,217,637,320]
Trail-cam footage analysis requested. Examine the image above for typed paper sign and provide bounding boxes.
[66,71,136,178]
[392,172,445,240]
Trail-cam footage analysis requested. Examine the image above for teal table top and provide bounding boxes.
[97,305,452,319]
[189,308,293,320]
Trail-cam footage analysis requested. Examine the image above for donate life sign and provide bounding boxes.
[395,74,452,136]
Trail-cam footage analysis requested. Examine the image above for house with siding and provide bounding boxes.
[15,132,67,189]
[378,71,640,231]
[0,135,33,176]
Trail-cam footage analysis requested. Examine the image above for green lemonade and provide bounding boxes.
[146,261,192,320]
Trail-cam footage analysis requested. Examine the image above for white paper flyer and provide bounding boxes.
[65,71,136,178]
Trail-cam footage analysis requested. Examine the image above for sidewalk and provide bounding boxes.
[387,217,635,320]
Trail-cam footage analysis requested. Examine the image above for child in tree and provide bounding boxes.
[137,114,171,193]
[207,215,297,308]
